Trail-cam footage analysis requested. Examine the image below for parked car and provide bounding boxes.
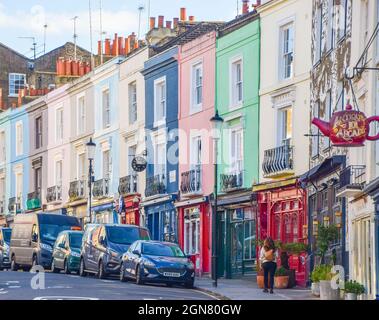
[119,240,195,288]
[51,230,83,274]
[0,227,12,270]
[79,224,150,279]
[10,213,81,271]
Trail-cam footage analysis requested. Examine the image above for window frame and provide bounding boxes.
[229,126,244,174]
[8,73,26,97]
[76,94,86,135]
[15,121,23,156]
[55,107,64,142]
[229,56,244,110]
[102,88,111,129]
[128,81,138,125]
[190,61,203,114]
[154,76,167,126]
[279,21,295,81]
[35,116,42,149]
[277,106,293,146]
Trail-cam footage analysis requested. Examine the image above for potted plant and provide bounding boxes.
[310,266,320,297]
[343,280,365,300]
[274,266,289,289]
[318,264,339,300]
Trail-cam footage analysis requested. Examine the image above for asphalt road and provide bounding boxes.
[0,270,216,300]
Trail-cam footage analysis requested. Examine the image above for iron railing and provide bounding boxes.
[220,171,244,192]
[68,180,86,201]
[145,174,166,197]
[118,175,138,195]
[93,178,109,198]
[46,185,62,203]
[8,197,21,212]
[0,197,5,215]
[339,165,366,190]
[180,165,201,195]
[262,144,293,177]
[27,189,41,210]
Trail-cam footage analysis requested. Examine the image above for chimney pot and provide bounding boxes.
[242,0,250,14]
[189,16,195,22]
[180,7,187,21]
[158,15,164,28]
[149,17,156,29]
[173,17,179,28]
[166,21,172,29]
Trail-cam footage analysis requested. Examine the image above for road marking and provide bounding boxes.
[33,296,99,300]
[191,289,220,300]
[0,291,8,295]
[8,286,21,289]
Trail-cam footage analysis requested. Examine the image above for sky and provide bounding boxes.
[0,0,239,58]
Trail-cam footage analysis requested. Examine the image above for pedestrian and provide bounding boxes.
[259,237,277,294]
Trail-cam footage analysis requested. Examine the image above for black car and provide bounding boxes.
[79,224,150,279]
[0,227,11,270]
[119,240,195,288]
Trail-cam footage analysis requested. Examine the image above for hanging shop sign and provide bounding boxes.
[312,104,379,147]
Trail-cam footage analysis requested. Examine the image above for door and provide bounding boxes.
[230,221,244,275]
[217,211,226,278]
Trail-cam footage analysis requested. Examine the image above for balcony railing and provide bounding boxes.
[220,171,244,192]
[180,165,201,195]
[118,175,138,195]
[262,144,294,178]
[337,165,366,198]
[46,185,62,203]
[93,178,109,198]
[69,180,86,201]
[145,174,166,198]
[0,197,5,215]
[27,189,41,210]
[8,197,21,213]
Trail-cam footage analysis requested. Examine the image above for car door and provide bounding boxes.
[52,234,62,267]
[95,226,107,267]
[130,241,141,278]
[58,235,68,268]
[124,243,136,276]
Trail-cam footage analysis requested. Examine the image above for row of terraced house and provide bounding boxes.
[1,0,379,299]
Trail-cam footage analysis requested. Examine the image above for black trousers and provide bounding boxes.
[262,261,277,289]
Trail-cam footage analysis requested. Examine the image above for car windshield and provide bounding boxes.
[40,224,76,244]
[107,227,141,245]
[69,233,83,249]
[142,243,185,257]
[3,229,11,243]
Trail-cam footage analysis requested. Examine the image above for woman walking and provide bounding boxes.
[259,237,277,294]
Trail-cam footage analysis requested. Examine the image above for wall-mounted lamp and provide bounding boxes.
[313,220,319,237]
[335,211,342,228]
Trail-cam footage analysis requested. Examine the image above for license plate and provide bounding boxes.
[163,272,180,278]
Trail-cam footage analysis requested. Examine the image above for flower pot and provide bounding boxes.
[311,282,320,297]
[274,276,289,289]
[319,280,339,300]
[345,293,357,300]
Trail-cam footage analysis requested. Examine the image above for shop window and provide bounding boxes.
[184,208,200,255]
[285,215,292,243]
[292,214,299,242]
[275,215,281,241]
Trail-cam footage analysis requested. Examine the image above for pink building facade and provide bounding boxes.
[177,28,218,275]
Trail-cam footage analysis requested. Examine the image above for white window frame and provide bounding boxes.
[229,56,244,110]
[55,160,63,187]
[35,115,43,149]
[326,0,335,52]
[102,149,111,180]
[229,126,244,174]
[314,5,323,64]
[15,121,23,156]
[279,21,295,81]
[8,73,26,97]
[77,152,86,181]
[76,94,86,135]
[102,87,111,129]
[15,172,23,205]
[190,135,202,167]
[154,142,166,177]
[55,107,63,142]
[154,77,166,127]
[128,145,137,176]
[0,130,5,163]
[190,62,203,114]
[128,82,138,125]
[277,106,293,146]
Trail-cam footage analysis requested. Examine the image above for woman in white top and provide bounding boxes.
[259,237,277,294]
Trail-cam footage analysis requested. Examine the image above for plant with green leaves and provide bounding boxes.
[281,242,309,255]
[316,224,339,264]
[316,264,335,281]
[343,280,365,295]
[275,266,288,277]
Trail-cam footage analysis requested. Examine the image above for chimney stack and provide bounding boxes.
[158,15,164,28]
[189,16,195,22]
[166,21,172,29]
[180,8,187,21]
[125,37,131,55]
[150,17,156,30]
[104,38,111,55]
[173,17,179,28]
[97,40,102,56]
[242,0,250,14]
[0,88,3,110]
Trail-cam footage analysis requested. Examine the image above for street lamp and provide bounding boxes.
[210,110,224,288]
[86,137,96,224]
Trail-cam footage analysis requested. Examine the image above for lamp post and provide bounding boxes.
[210,110,224,288]
[86,137,96,224]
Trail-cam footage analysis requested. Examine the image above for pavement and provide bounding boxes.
[194,275,317,300]
[0,270,216,300]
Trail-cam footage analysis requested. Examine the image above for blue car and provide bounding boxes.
[119,240,195,288]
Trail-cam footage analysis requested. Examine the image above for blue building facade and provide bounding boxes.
[9,106,30,220]
[0,109,11,224]
[142,46,179,242]
[91,57,124,224]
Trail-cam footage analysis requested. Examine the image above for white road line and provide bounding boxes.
[8,286,21,289]
[0,291,8,294]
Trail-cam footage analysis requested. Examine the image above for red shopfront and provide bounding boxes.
[254,179,308,287]
[121,194,141,226]
[176,198,211,276]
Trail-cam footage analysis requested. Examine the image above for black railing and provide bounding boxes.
[118,175,138,195]
[180,165,201,195]
[220,171,244,192]
[8,197,21,212]
[46,185,62,203]
[68,180,86,201]
[339,165,366,190]
[145,174,166,197]
[93,179,109,198]
[262,144,293,177]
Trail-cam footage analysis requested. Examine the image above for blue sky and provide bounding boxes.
[0,0,239,58]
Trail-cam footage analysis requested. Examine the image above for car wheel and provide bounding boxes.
[79,258,87,277]
[119,263,127,282]
[64,259,70,274]
[98,260,107,279]
[184,280,195,289]
[51,259,59,273]
[136,265,144,285]
[10,256,18,272]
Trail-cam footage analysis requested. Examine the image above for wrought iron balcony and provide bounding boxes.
[337,165,366,198]
[262,144,294,178]
[27,189,41,210]
[145,174,166,198]
[69,180,86,201]
[220,171,244,192]
[0,197,5,215]
[8,197,21,213]
[93,178,109,199]
[180,165,201,195]
[118,175,138,195]
[46,185,62,203]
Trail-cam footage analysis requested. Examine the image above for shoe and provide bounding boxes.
[263,288,268,293]
[270,289,274,294]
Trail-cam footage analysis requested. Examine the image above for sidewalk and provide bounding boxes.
[195,275,317,300]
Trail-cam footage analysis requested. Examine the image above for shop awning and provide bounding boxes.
[175,197,208,208]
[211,192,252,207]
[299,155,345,186]
[252,178,298,192]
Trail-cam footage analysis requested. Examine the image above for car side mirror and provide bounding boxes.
[132,250,140,256]
[31,233,38,243]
